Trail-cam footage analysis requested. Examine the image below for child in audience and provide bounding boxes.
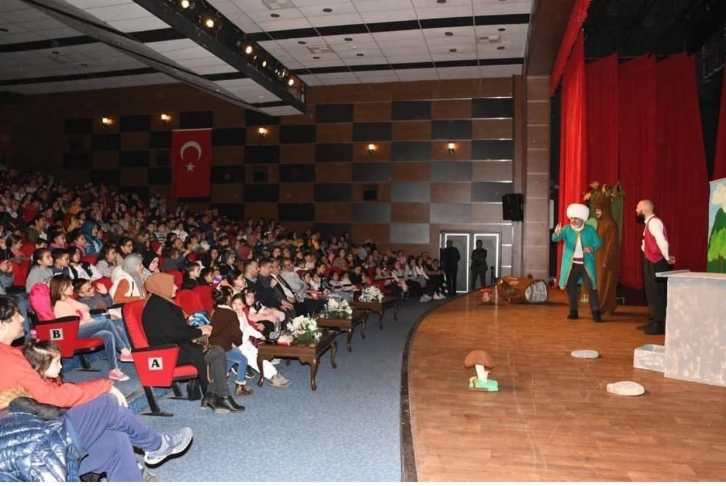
[49,275,131,381]
[181,262,201,290]
[233,291,290,388]
[73,278,131,351]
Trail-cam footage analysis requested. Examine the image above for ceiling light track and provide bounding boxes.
[133,0,305,112]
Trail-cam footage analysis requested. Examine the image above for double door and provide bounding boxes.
[438,231,501,293]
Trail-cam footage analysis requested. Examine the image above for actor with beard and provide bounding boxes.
[593,194,620,315]
[552,203,603,322]
[635,200,675,335]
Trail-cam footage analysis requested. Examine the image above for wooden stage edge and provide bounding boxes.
[400,290,726,482]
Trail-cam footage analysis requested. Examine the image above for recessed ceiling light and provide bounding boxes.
[322,7,332,12]
[444,31,453,36]
[298,40,306,44]
[344,37,353,41]
[52,51,59,55]
[497,46,505,50]
[313,56,320,59]
[437,0,446,3]
[270,13,280,17]
[0,28,8,33]
[80,63,87,67]
[449,48,457,52]
[357,53,364,56]
[498,28,506,32]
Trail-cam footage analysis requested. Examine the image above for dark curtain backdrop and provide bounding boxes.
[654,54,709,273]
[586,55,619,183]
[557,33,588,281]
[714,72,726,181]
[550,0,594,96]
[618,56,656,289]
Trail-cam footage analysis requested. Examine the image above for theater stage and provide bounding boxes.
[402,291,726,482]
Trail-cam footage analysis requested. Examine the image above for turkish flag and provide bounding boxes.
[171,129,212,198]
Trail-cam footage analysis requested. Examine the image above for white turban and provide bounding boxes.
[566,203,589,221]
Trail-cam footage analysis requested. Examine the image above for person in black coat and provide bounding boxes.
[141,273,243,414]
[441,240,461,296]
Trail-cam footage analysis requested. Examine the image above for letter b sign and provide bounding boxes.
[148,357,163,371]
[50,329,64,341]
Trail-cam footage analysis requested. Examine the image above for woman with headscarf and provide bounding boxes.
[141,273,243,413]
[141,250,160,281]
[81,221,103,257]
[109,253,146,304]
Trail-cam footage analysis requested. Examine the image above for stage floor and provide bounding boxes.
[406,291,726,481]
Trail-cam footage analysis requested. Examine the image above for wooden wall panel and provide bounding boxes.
[391,162,430,181]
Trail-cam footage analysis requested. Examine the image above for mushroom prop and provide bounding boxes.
[464,350,499,392]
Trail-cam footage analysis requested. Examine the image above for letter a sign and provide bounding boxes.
[148,357,164,371]
[50,328,64,341]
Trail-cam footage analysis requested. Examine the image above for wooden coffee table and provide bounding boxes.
[317,309,367,352]
[256,331,338,391]
[351,296,399,330]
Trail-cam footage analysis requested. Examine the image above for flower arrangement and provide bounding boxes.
[358,286,384,303]
[286,315,322,346]
[326,296,353,318]
[583,181,625,202]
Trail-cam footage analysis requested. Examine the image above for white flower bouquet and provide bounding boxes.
[286,315,322,346]
[358,286,384,302]
[326,296,353,318]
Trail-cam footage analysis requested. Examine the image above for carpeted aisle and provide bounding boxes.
[66,299,438,482]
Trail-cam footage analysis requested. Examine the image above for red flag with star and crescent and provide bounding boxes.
[171,128,212,198]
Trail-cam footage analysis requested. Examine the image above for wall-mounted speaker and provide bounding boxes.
[502,193,524,221]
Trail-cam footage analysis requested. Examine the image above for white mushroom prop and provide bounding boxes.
[464,350,495,383]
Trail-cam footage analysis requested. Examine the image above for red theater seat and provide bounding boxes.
[34,316,104,372]
[122,300,199,417]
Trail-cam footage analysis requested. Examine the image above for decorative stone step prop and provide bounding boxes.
[571,349,600,359]
[633,344,665,373]
[606,381,645,396]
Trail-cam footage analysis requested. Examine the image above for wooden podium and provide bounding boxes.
[658,271,726,387]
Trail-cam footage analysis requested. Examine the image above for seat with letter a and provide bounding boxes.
[34,316,105,372]
[122,300,199,417]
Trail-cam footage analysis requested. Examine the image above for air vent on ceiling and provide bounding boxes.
[477,35,502,44]
[262,0,295,9]
[308,45,333,54]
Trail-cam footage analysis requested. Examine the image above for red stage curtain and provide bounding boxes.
[550,0,593,96]
[586,54,619,183]
[713,72,726,180]
[654,54,709,273]
[618,56,656,289]
[556,33,588,281]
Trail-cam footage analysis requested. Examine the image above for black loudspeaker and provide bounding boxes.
[502,193,524,221]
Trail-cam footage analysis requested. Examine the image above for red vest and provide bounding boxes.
[644,217,668,263]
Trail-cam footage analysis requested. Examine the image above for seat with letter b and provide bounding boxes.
[122,300,199,417]
[34,316,105,371]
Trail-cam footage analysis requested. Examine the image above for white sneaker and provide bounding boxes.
[433,293,445,300]
[270,374,291,387]
[419,294,432,302]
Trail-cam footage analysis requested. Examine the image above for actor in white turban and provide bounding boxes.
[552,203,603,322]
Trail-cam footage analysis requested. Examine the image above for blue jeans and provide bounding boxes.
[68,393,162,482]
[78,319,123,370]
[225,348,248,384]
[110,318,131,350]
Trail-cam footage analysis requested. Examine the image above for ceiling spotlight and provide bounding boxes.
[497,46,505,50]
[262,60,267,67]
[344,37,352,41]
[204,18,214,28]
[322,7,333,12]
[444,31,453,36]
[437,0,447,3]
[313,56,320,59]
[298,40,306,45]
[356,53,364,57]
[281,69,287,77]
[270,13,280,17]
[288,78,294,86]
[498,27,506,32]
[101,117,112,126]
[245,45,253,54]
[449,48,457,52]
[180,0,190,8]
